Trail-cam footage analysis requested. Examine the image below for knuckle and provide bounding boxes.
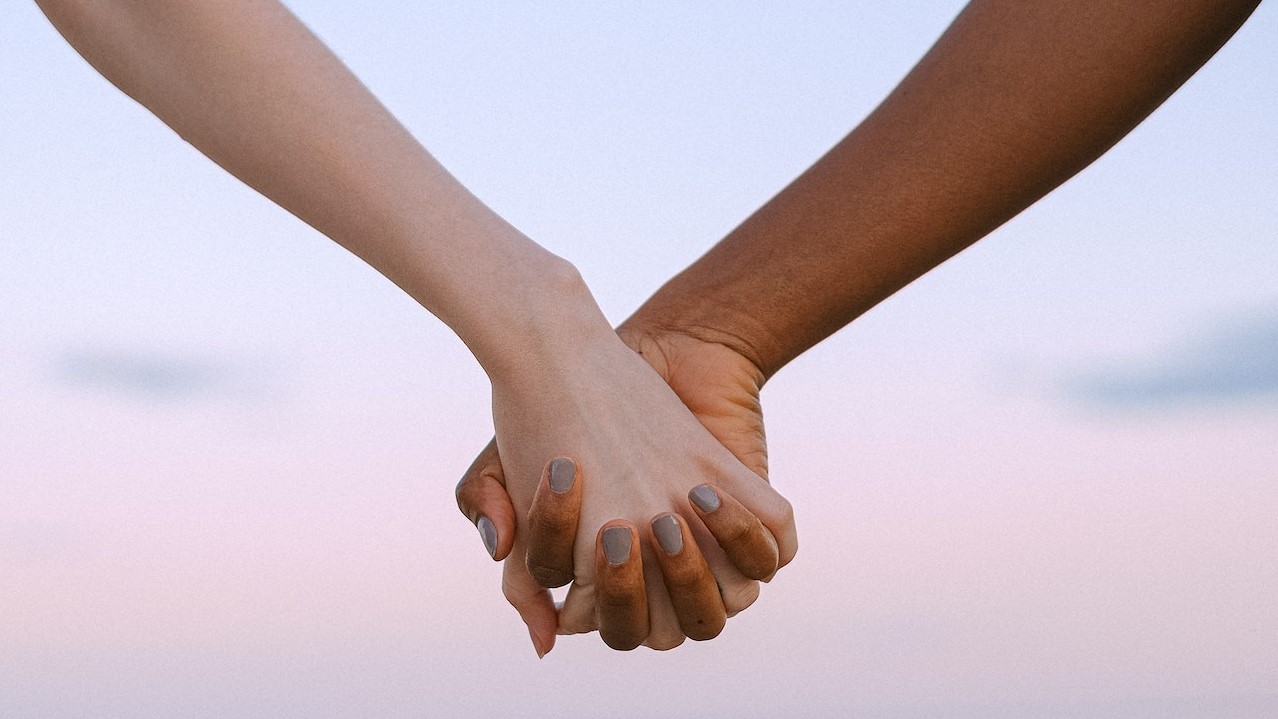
[644,630,686,652]
[661,562,706,590]
[557,613,594,636]
[527,511,573,536]
[719,578,760,615]
[719,517,755,544]
[454,467,504,519]
[597,592,643,610]
[774,496,795,529]
[525,560,573,589]
[453,478,477,515]
[500,578,528,607]
[597,579,644,606]
[600,628,643,651]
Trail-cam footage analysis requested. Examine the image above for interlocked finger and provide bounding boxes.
[525,457,582,588]
[688,484,780,581]
[593,521,648,650]
[647,513,726,641]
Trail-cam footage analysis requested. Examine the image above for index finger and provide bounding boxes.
[525,457,584,588]
[688,484,779,581]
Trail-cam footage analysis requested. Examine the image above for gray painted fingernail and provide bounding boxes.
[602,526,632,566]
[689,485,720,513]
[477,516,497,558]
[652,514,683,555]
[549,457,576,494]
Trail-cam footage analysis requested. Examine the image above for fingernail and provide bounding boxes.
[602,526,631,566]
[477,516,497,558]
[549,457,576,494]
[689,484,720,513]
[652,514,683,555]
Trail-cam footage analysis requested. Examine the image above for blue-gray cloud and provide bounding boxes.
[51,348,250,400]
[1067,313,1278,407]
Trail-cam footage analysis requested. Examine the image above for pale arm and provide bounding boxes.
[36,0,797,651]
[36,0,586,370]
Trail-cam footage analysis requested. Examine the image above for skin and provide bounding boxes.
[457,0,1262,653]
[457,326,779,654]
[34,0,798,654]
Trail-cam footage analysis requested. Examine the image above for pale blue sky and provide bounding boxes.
[2,2,1276,717]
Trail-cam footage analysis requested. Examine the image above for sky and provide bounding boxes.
[2,2,1276,717]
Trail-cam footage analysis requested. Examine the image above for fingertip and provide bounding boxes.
[777,531,798,571]
[687,619,725,642]
[772,496,799,570]
[688,484,721,514]
[695,485,780,581]
[455,440,518,561]
[548,456,577,495]
[502,562,559,651]
[556,582,599,637]
[650,513,685,556]
[601,525,633,566]
[643,632,687,652]
[594,520,648,651]
[525,456,583,588]
[600,629,644,652]
[647,511,727,642]
[476,515,499,559]
[718,470,797,572]
[529,623,556,658]
[471,499,515,561]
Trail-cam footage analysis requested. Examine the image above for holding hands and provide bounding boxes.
[37,0,800,655]
[454,0,1262,652]
[39,0,1259,659]
[457,319,797,654]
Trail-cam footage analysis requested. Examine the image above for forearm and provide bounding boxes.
[628,0,1260,379]
[37,0,594,374]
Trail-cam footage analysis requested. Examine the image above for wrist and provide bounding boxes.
[617,314,767,392]
[465,256,617,383]
[619,294,775,385]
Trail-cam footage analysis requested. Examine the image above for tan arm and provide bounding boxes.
[630,0,1261,379]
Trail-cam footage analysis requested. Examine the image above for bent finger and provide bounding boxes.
[455,438,517,561]
[594,521,648,651]
[648,513,726,641]
[688,484,779,581]
[502,553,558,658]
[721,472,799,573]
[556,576,598,637]
[525,457,583,588]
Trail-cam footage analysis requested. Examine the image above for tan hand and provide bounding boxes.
[455,327,796,654]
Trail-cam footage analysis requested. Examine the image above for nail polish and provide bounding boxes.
[689,484,720,513]
[477,515,497,558]
[549,457,576,494]
[602,526,631,566]
[652,514,683,555]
